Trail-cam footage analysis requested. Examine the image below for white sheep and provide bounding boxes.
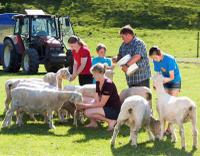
[59,84,96,126]
[152,74,198,149]
[119,86,152,109]
[2,87,83,129]
[63,84,96,98]
[56,67,71,89]
[4,72,57,112]
[43,72,57,86]
[111,95,155,147]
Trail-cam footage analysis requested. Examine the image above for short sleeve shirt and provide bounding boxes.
[72,46,92,75]
[96,79,121,112]
[153,53,181,83]
[92,57,112,66]
[119,37,151,86]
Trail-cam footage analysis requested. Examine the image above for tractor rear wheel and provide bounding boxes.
[44,63,63,73]
[2,39,21,72]
[22,48,39,74]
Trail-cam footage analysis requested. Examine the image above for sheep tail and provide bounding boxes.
[146,92,152,101]
[128,108,133,114]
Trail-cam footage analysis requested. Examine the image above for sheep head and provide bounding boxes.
[43,72,57,86]
[69,92,83,105]
[152,74,164,89]
[150,116,161,139]
[56,67,71,81]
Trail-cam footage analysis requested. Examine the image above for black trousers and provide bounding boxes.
[78,74,93,86]
[129,78,150,88]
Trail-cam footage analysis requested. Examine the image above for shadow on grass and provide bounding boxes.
[110,137,196,156]
[66,124,130,143]
[0,114,69,137]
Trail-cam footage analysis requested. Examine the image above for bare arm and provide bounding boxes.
[163,71,175,83]
[71,58,87,80]
[78,93,110,109]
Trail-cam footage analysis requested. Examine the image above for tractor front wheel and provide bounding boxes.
[2,39,21,72]
[22,48,39,74]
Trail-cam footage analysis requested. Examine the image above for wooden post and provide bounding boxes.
[197,32,199,58]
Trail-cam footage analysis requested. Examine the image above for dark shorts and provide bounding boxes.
[164,81,181,89]
[103,107,119,120]
[129,78,150,88]
[78,74,93,86]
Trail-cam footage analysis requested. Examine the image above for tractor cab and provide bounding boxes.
[2,10,74,74]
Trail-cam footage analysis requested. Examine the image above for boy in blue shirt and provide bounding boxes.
[149,46,181,96]
[92,44,114,83]
[92,43,113,69]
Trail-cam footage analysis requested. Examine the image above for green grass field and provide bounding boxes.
[74,27,199,58]
[0,61,200,155]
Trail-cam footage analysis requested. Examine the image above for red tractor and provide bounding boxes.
[2,10,74,74]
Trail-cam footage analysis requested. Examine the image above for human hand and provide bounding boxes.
[121,65,128,73]
[76,103,85,110]
[112,56,118,64]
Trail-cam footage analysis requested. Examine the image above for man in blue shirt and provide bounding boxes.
[149,46,181,96]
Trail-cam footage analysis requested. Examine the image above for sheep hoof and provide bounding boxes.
[50,125,56,129]
[181,146,185,150]
[110,140,115,146]
[171,139,176,143]
[131,143,137,147]
[192,146,197,150]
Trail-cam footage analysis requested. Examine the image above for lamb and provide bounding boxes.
[43,72,57,86]
[4,72,57,112]
[152,74,198,149]
[119,86,152,109]
[58,84,96,126]
[56,67,71,89]
[111,95,155,147]
[2,87,83,129]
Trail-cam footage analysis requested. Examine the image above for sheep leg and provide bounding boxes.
[169,123,176,143]
[130,126,138,147]
[29,113,36,121]
[145,121,155,141]
[191,109,198,149]
[159,119,166,140]
[47,111,55,129]
[111,121,123,145]
[178,123,185,149]
[73,109,78,127]
[2,107,16,127]
[4,97,11,113]
[58,109,65,123]
[16,111,24,127]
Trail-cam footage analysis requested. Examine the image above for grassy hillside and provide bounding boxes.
[0,0,200,29]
